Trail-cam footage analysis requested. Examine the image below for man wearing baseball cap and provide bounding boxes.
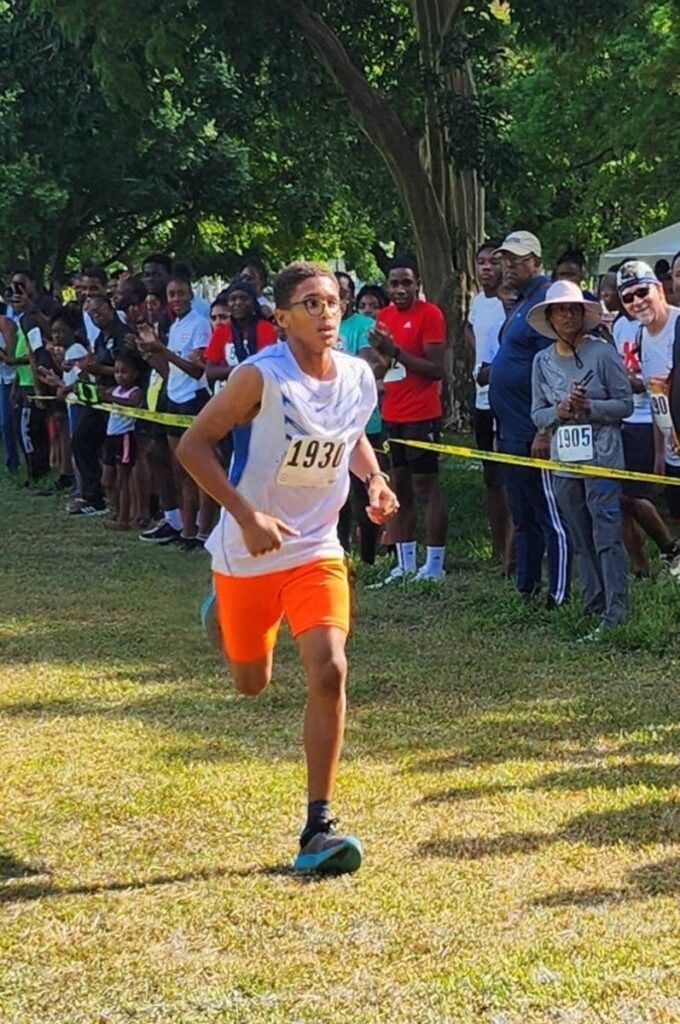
[616,261,680,576]
[489,230,571,606]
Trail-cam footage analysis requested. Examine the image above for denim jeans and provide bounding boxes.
[0,381,19,473]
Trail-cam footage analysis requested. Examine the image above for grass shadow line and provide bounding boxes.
[532,856,680,908]
[0,859,354,905]
[0,851,48,881]
[418,761,680,805]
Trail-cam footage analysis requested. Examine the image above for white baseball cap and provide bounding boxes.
[495,230,542,259]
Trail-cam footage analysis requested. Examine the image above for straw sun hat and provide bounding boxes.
[527,280,602,341]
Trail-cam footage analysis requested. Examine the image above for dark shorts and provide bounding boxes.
[621,422,660,500]
[104,432,136,468]
[385,419,441,475]
[474,407,501,487]
[165,390,209,438]
[665,463,680,521]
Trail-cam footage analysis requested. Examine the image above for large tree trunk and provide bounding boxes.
[412,0,484,425]
[280,0,484,427]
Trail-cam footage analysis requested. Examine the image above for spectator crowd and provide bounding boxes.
[1,235,680,642]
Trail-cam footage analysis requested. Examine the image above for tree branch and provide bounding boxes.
[277,0,455,294]
[101,211,182,266]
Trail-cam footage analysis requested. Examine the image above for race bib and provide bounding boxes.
[384,359,406,383]
[277,435,346,487]
[556,424,594,463]
[648,378,674,432]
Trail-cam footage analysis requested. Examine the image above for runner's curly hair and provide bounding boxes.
[273,261,336,309]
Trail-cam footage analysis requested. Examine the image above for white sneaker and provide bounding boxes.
[414,566,446,582]
[576,625,605,644]
[661,551,680,579]
[366,565,413,590]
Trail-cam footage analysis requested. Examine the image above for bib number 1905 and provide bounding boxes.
[556,423,594,463]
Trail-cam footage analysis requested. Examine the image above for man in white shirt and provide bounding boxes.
[137,270,211,549]
[465,241,509,562]
[616,261,680,577]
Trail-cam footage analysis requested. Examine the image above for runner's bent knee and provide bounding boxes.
[230,658,272,696]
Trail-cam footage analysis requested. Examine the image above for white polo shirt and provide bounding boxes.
[167,308,210,403]
[468,292,504,411]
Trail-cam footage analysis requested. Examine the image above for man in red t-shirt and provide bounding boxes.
[369,256,448,584]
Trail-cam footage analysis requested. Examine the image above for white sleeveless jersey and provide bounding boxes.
[206,342,377,576]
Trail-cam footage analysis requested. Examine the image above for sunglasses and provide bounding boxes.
[621,285,652,305]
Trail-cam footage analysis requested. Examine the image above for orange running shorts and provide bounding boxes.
[213,558,350,663]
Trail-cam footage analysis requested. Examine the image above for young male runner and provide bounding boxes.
[177,261,399,874]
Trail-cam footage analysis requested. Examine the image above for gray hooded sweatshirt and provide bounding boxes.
[531,336,633,476]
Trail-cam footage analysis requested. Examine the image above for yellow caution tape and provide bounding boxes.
[26,392,680,487]
[385,438,680,487]
[27,394,194,427]
[97,404,195,427]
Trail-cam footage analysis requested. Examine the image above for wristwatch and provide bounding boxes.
[365,470,390,488]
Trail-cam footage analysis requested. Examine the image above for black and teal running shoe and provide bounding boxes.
[293,821,362,874]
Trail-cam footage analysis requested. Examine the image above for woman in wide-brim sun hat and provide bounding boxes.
[527,279,602,343]
[529,278,633,640]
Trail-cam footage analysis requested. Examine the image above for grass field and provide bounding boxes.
[1,456,679,1024]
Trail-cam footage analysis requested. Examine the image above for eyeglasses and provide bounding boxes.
[621,285,652,305]
[289,296,342,317]
[499,254,532,269]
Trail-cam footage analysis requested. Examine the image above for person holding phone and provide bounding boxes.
[530,280,633,639]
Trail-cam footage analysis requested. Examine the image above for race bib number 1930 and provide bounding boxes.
[556,423,594,463]
[277,435,346,487]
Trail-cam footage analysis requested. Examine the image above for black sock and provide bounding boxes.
[300,799,331,846]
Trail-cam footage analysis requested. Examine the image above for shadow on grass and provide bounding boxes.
[0,851,47,881]
[3,681,678,771]
[3,469,679,771]
[419,800,680,862]
[419,761,680,804]
[407,713,679,774]
[532,856,680,907]
[0,861,338,905]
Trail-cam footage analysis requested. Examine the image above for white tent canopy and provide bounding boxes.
[599,222,680,273]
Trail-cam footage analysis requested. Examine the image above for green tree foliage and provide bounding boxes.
[12,0,680,417]
[0,0,257,279]
[489,2,680,267]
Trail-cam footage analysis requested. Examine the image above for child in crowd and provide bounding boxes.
[98,352,144,530]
